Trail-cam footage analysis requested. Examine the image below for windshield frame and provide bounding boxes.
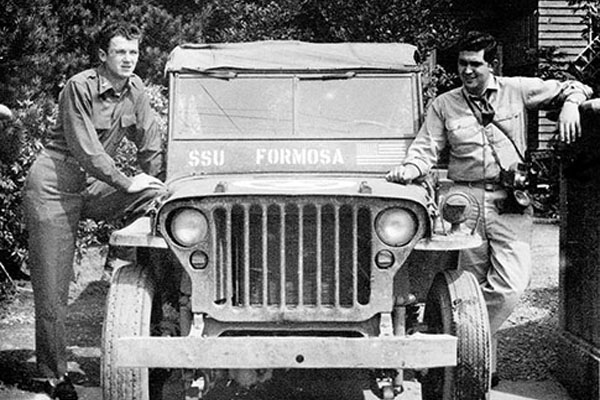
[168,71,423,142]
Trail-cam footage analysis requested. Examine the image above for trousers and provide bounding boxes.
[453,184,533,371]
[23,150,164,378]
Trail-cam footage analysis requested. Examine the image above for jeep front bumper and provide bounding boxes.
[115,333,456,369]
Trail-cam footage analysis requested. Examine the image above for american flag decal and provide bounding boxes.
[356,141,408,165]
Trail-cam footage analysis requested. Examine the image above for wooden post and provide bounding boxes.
[558,102,600,400]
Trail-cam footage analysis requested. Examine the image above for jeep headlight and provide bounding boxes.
[375,208,417,247]
[441,192,472,225]
[169,208,209,247]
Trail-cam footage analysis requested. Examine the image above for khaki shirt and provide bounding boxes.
[46,66,163,191]
[405,76,592,182]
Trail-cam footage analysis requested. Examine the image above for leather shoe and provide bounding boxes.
[44,374,78,400]
[491,372,500,388]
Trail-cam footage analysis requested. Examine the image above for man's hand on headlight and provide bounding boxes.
[386,164,420,184]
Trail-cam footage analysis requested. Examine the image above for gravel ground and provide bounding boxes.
[0,222,562,397]
[497,221,560,381]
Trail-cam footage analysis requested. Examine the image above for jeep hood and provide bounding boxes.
[163,173,431,208]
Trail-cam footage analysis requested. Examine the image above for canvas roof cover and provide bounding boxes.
[165,40,420,73]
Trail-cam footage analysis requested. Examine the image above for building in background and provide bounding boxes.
[537,1,590,150]
[438,0,591,152]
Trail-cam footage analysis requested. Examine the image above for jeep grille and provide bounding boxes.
[161,194,426,322]
[212,199,372,308]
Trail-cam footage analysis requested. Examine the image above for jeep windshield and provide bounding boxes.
[164,41,422,175]
[172,73,419,140]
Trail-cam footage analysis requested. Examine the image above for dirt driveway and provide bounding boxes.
[0,222,570,399]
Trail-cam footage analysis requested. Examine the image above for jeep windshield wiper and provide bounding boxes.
[298,72,356,81]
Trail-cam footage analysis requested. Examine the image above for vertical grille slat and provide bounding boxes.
[334,205,340,307]
[297,205,304,306]
[352,207,359,306]
[243,205,250,307]
[261,204,268,306]
[213,197,373,310]
[212,209,221,301]
[279,203,286,308]
[226,210,233,306]
[315,205,323,307]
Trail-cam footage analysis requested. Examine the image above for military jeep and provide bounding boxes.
[102,41,490,400]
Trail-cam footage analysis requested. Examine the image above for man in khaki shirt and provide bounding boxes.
[23,22,165,399]
[387,31,592,386]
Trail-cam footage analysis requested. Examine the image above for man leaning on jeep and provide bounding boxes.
[386,31,592,386]
[23,22,165,399]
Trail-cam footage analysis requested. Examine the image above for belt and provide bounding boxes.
[42,148,80,167]
[453,180,504,192]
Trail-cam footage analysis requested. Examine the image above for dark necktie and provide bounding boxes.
[469,93,495,126]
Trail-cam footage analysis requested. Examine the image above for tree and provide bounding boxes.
[0,0,469,284]
[293,0,463,51]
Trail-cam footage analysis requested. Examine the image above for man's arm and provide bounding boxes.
[61,79,133,191]
[520,77,593,144]
[386,101,447,183]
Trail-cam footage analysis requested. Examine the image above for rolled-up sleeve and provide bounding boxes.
[520,77,593,109]
[61,80,132,191]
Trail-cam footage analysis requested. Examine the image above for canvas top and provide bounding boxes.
[165,40,420,73]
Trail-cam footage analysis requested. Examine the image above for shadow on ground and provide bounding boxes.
[497,286,560,382]
[0,280,108,393]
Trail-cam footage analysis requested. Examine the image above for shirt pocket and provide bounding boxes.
[446,116,481,153]
[92,102,114,130]
[492,110,525,148]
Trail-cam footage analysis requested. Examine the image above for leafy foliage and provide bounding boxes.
[0,97,55,277]
[422,64,460,107]
[294,0,463,49]
[0,0,472,282]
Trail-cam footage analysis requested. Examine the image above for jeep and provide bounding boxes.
[102,41,490,400]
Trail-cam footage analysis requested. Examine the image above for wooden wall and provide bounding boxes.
[538,0,589,150]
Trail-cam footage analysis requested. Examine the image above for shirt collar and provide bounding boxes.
[486,75,499,93]
[97,66,134,96]
[463,75,498,100]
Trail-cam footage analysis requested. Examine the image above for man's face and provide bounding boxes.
[99,35,140,81]
[457,49,493,96]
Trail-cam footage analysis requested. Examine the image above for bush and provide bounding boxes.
[0,96,56,278]
[0,1,470,285]
[0,1,180,282]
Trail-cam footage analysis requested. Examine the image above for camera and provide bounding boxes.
[499,162,533,190]
[496,163,535,214]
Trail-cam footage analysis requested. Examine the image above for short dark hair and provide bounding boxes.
[97,22,142,53]
[457,31,498,63]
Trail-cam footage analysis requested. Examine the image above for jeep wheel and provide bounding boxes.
[102,262,158,400]
[421,269,491,400]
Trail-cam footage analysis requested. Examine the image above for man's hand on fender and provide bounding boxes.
[126,173,166,193]
[0,104,13,120]
[558,102,582,144]
[386,164,420,184]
